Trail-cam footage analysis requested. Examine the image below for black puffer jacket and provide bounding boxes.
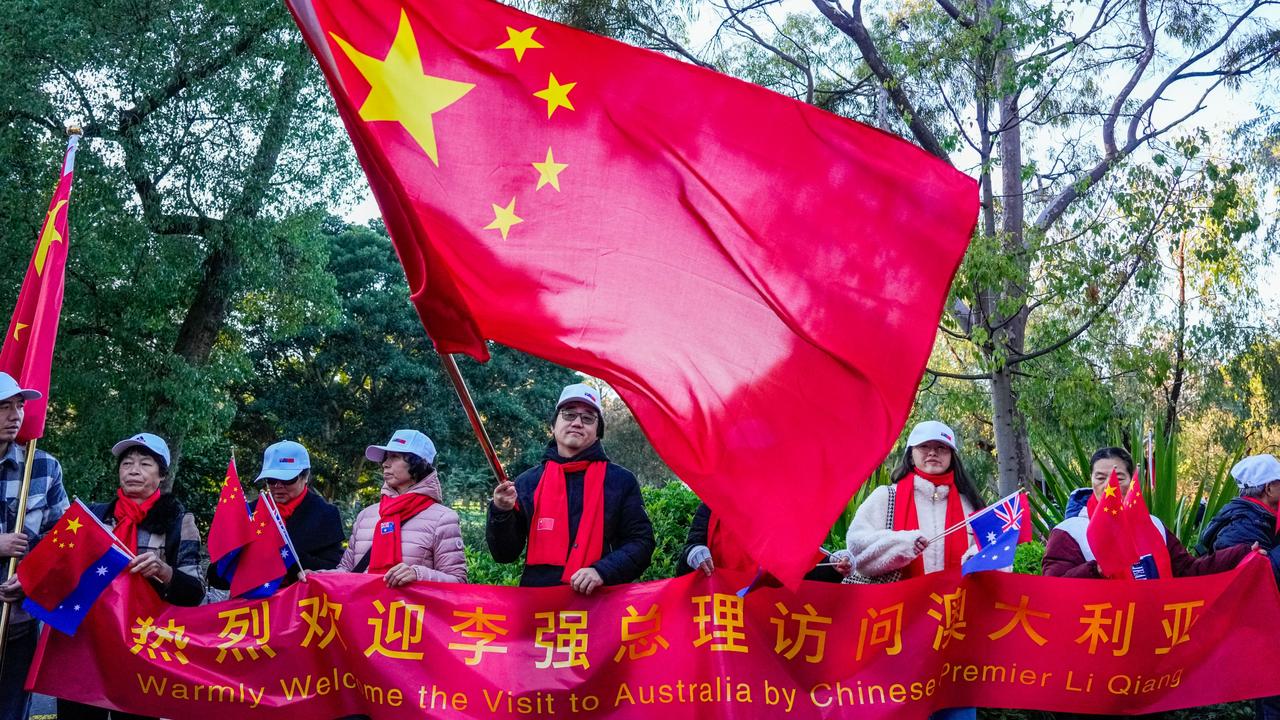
[487,441,655,587]
[1198,496,1280,587]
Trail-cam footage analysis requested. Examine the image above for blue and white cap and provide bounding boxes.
[257,440,311,482]
[906,420,958,450]
[0,372,40,402]
[111,432,172,468]
[366,429,437,465]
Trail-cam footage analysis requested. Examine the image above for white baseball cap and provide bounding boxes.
[366,429,437,465]
[1231,454,1280,489]
[906,420,958,450]
[111,432,172,468]
[0,372,40,402]
[556,383,602,414]
[257,440,311,482]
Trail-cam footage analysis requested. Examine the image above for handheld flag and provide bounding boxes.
[17,499,130,630]
[286,0,978,585]
[226,496,288,597]
[207,456,253,563]
[0,134,78,441]
[1122,477,1172,580]
[1086,470,1139,578]
[962,492,1028,574]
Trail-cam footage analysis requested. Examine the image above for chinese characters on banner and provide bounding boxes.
[30,556,1280,719]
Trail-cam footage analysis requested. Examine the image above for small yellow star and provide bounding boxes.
[484,198,524,240]
[534,73,576,118]
[497,26,543,62]
[66,518,82,534]
[331,10,475,166]
[12,323,28,342]
[1103,485,1117,498]
[532,147,568,191]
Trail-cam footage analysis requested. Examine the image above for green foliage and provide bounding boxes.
[637,482,701,581]
[1012,540,1044,576]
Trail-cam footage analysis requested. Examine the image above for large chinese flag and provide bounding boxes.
[287,0,978,583]
[207,456,253,563]
[0,135,78,441]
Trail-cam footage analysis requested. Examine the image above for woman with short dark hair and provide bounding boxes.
[1043,446,1251,579]
[56,433,202,720]
[334,429,466,585]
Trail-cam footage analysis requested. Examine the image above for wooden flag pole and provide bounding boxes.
[0,438,39,665]
[439,353,509,486]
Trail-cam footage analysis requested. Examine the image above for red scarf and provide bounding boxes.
[707,511,756,572]
[368,491,436,574]
[275,487,309,522]
[527,460,607,583]
[113,489,160,553]
[892,470,967,578]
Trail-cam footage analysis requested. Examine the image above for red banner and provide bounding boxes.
[31,556,1280,718]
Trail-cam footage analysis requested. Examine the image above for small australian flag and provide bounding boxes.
[962,494,1026,575]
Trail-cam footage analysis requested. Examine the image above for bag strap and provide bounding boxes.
[353,551,372,574]
[884,485,897,530]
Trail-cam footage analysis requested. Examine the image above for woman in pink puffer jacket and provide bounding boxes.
[335,429,467,586]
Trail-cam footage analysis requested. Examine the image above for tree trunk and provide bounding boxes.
[989,48,1035,495]
[1165,233,1187,437]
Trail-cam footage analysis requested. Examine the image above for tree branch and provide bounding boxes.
[809,0,952,162]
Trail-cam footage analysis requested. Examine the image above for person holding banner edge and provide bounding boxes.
[206,440,345,593]
[55,432,202,720]
[0,372,68,720]
[488,383,655,593]
[333,429,466,585]
[1043,446,1252,580]
[845,419,983,720]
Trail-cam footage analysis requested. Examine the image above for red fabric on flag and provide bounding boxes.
[0,136,78,441]
[286,0,978,584]
[207,457,254,563]
[17,500,117,610]
[1018,490,1033,543]
[228,496,287,597]
[1086,470,1139,578]
[1123,479,1173,580]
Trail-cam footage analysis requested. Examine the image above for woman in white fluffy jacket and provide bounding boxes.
[845,420,986,720]
[846,420,986,577]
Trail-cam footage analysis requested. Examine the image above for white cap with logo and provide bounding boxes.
[366,429,437,465]
[906,420,958,450]
[556,383,602,414]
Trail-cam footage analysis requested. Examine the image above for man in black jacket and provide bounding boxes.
[487,384,654,593]
[208,441,345,592]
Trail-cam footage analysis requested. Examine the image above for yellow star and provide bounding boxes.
[331,10,475,166]
[12,323,28,342]
[484,197,523,240]
[34,200,66,276]
[532,147,568,191]
[1103,485,1117,498]
[497,26,543,62]
[534,73,576,118]
[66,518,82,534]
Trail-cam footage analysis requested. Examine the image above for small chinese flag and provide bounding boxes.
[228,496,287,597]
[285,0,978,585]
[207,456,253,563]
[0,134,79,442]
[1122,478,1172,579]
[1086,470,1139,578]
[18,499,118,610]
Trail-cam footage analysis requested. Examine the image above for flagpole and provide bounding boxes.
[260,491,306,582]
[438,353,509,485]
[0,439,39,663]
